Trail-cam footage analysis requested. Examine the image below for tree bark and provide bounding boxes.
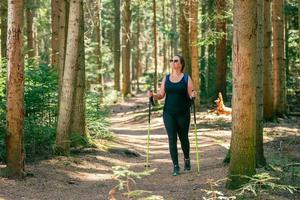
[256,0,266,167]
[200,0,207,98]
[136,6,141,92]
[5,0,25,178]
[226,0,256,189]
[95,0,104,93]
[216,0,227,100]
[179,0,190,75]
[263,0,274,120]
[153,0,158,93]
[0,0,7,59]
[56,0,81,154]
[71,0,86,137]
[189,0,200,109]
[121,0,131,96]
[58,0,69,96]
[171,0,178,55]
[272,0,286,115]
[207,0,216,101]
[114,0,121,91]
[51,0,59,69]
[26,0,37,58]
[162,0,167,77]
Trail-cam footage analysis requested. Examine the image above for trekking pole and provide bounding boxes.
[192,97,200,174]
[145,92,154,169]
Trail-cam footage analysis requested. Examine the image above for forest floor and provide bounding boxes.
[0,93,300,200]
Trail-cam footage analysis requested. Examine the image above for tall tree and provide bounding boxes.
[162,0,168,76]
[200,0,207,98]
[5,0,25,178]
[153,0,158,93]
[299,0,300,56]
[216,0,227,100]
[56,0,81,154]
[263,0,274,120]
[26,0,37,58]
[58,0,69,95]
[51,0,59,69]
[114,0,121,91]
[179,0,190,74]
[272,0,286,115]
[227,0,257,189]
[256,0,266,167]
[207,0,216,100]
[95,0,104,93]
[189,0,200,108]
[121,0,131,96]
[0,0,7,59]
[136,4,141,92]
[171,0,178,55]
[71,0,86,137]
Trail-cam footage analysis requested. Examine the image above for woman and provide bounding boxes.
[148,55,196,176]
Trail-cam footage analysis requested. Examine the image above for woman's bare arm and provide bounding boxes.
[153,76,166,100]
[187,76,195,98]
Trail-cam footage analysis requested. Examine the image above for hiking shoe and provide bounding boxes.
[184,158,191,171]
[172,165,180,176]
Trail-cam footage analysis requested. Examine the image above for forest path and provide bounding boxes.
[1,93,298,200]
[106,93,232,199]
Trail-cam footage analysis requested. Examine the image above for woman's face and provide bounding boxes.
[170,56,181,71]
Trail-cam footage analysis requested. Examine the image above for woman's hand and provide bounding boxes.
[147,90,153,98]
[190,90,196,99]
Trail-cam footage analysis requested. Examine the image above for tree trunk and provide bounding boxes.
[284,9,289,84]
[71,0,86,137]
[26,0,37,58]
[256,0,266,167]
[51,0,59,69]
[5,0,25,178]
[136,6,141,92]
[114,0,121,91]
[58,0,69,96]
[0,0,7,59]
[179,0,190,75]
[162,0,167,77]
[207,0,216,101]
[95,0,104,93]
[216,0,227,100]
[272,0,286,115]
[263,0,274,120]
[153,0,158,93]
[121,0,131,96]
[200,1,207,98]
[226,0,256,189]
[171,0,178,55]
[56,0,81,154]
[189,0,200,109]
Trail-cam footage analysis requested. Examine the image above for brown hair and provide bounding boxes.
[174,54,185,72]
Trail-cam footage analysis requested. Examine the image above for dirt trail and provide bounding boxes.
[0,93,299,200]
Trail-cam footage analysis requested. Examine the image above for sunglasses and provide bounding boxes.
[169,59,179,63]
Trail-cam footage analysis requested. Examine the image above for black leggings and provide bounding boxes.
[163,111,190,166]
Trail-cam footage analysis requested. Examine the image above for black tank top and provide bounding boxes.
[164,74,191,114]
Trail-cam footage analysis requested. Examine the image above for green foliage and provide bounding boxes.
[0,59,6,161]
[86,91,113,140]
[110,166,156,199]
[0,58,58,162]
[70,132,90,148]
[201,178,236,200]
[236,173,297,198]
[23,60,58,160]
